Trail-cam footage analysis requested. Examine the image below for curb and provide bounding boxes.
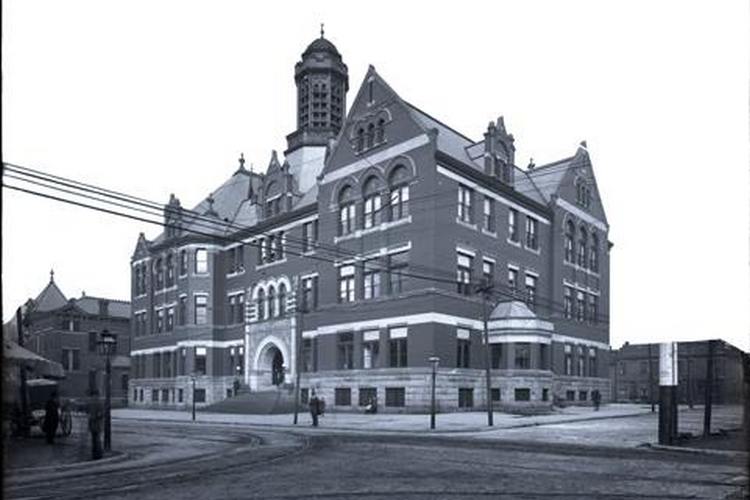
[7,449,130,478]
[645,443,749,459]
[111,409,651,435]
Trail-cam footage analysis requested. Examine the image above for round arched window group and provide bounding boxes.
[338,165,411,236]
[565,220,599,272]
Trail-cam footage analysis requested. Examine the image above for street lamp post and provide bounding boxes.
[429,356,440,430]
[190,373,197,422]
[97,330,117,452]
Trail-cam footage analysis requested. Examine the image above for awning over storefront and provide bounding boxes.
[3,338,65,379]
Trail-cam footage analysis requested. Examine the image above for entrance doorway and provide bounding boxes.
[258,343,285,388]
[271,348,284,385]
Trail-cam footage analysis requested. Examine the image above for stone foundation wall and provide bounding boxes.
[129,375,237,409]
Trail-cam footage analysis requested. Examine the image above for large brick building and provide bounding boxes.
[13,271,131,404]
[129,34,611,412]
[611,340,747,405]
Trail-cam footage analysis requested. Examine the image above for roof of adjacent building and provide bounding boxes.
[74,296,131,318]
[33,276,68,312]
[489,300,537,320]
[23,272,130,319]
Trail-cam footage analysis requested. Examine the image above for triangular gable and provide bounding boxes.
[33,279,68,312]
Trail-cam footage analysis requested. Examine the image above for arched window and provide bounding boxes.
[362,177,382,229]
[256,289,265,321]
[375,118,385,144]
[267,286,276,318]
[166,254,174,287]
[356,128,365,153]
[134,266,141,295]
[590,233,599,272]
[565,221,575,263]
[389,165,410,221]
[278,283,286,316]
[338,185,356,236]
[366,123,375,149]
[578,227,588,268]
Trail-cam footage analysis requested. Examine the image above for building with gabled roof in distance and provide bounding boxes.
[10,270,132,404]
[129,33,611,413]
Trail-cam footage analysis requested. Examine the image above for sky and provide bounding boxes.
[3,0,749,351]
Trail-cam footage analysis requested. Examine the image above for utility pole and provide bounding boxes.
[658,342,678,445]
[16,307,30,438]
[686,354,693,409]
[476,279,493,427]
[293,282,305,425]
[647,343,655,412]
[703,340,715,437]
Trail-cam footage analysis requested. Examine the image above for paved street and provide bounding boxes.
[4,412,747,500]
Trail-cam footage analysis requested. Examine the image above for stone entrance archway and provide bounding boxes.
[254,340,287,390]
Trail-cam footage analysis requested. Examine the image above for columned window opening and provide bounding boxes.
[278,284,286,316]
[267,286,276,318]
[508,209,519,242]
[565,221,575,262]
[457,185,473,223]
[456,252,473,295]
[338,265,355,303]
[578,227,588,267]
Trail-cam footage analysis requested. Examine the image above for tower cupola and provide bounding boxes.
[286,26,349,155]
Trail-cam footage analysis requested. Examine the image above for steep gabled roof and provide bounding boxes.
[33,276,67,312]
[404,102,479,167]
[527,155,577,202]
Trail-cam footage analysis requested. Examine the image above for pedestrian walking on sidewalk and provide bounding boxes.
[309,390,320,427]
[88,389,104,460]
[43,391,60,444]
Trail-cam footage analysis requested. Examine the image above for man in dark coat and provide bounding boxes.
[592,390,601,411]
[43,392,60,444]
[88,389,104,459]
[308,390,320,427]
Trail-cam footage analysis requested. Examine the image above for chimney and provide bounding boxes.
[483,121,497,175]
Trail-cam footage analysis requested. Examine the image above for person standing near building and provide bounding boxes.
[309,390,320,427]
[88,389,104,459]
[592,390,601,411]
[43,391,60,444]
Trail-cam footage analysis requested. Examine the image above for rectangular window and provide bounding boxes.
[577,345,585,376]
[179,296,187,326]
[515,388,531,401]
[508,267,518,293]
[565,344,573,376]
[482,259,494,285]
[508,209,519,242]
[539,344,548,370]
[179,250,188,276]
[153,352,162,378]
[363,261,381,300]
[525,274,537,308]
[362,331,380,369]
[491,344,503,369]
[195,346,207,375]
[178,388,184,403]
[358,387,377,406]
[458,388,474,408]
[337,332,354,370]
[179,347,186,375]
[302,220,318,252]
[88,331,97,352]
[385,387,405,407]
[302,276,318,311]
[388,251,408,294]
[588,348,597,377]
[389,328,408,367]
[456,252,473,295]
[334,387,352,406]
[564,287,573,319]
[457,184,473,223]
[579,391,588,401]
[156,309,164,333]
[542,388,549,401]
[166,307,174,332]
[576,290,585,322]
[491,388,501,401]
[514,343,531,369]
[338,265,355,303]
[61,349,80,371]
[194,388,206,403]
[151,390,159,402]
[195,295,208,325]
[588,294,598,323]
[161,389,169,403]
[228,294,238,324]
[302,339,315,372]
[482,197,494,232]
[195,248,208,274]
[456,328,471,368]
[226,246,245,274]
[525,217,539,250]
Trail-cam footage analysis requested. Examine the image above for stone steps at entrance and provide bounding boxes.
[202,388,301,414]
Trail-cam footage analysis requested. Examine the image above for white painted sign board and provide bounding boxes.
[659,342,678,386]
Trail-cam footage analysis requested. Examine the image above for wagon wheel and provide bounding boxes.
[60,409,72,436]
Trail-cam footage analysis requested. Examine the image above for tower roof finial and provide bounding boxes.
[320,22,325,38]
[239,152,246,170]
[50,269,55,283]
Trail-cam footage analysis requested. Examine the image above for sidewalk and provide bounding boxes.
[112,403,651,434]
